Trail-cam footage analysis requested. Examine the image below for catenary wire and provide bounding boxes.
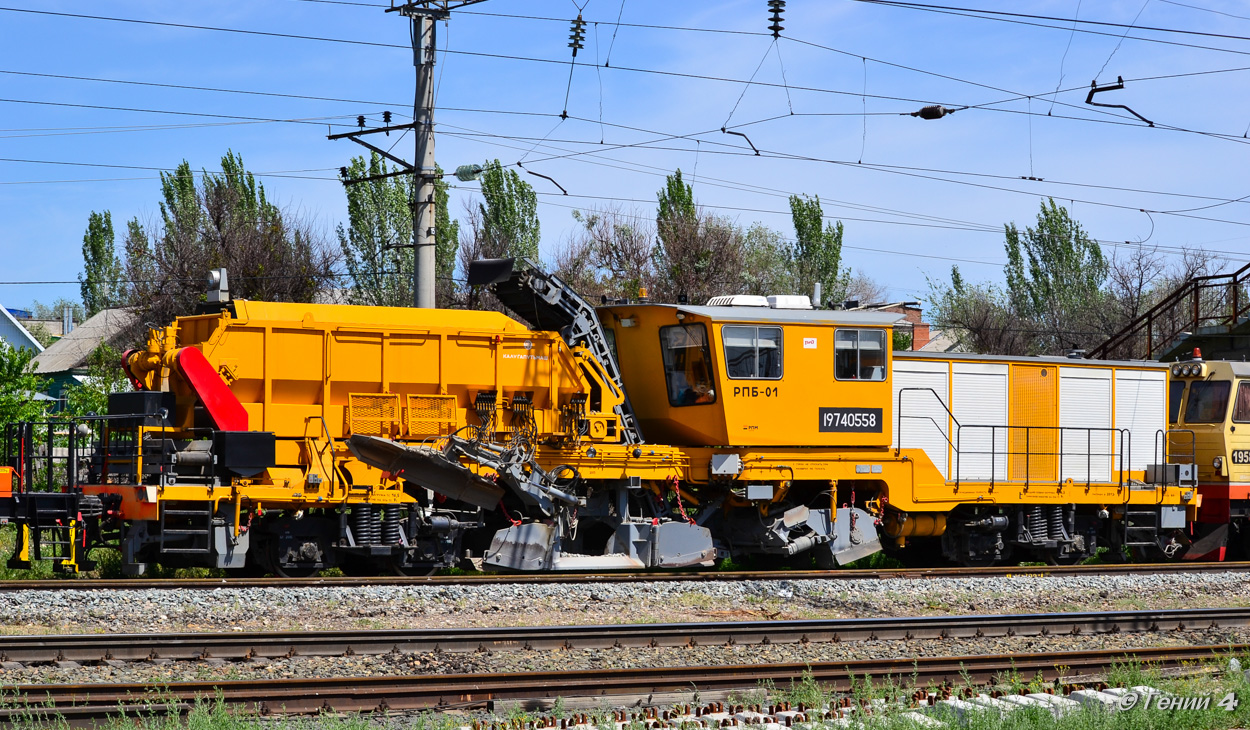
[9,6,1250,146]
[0,98,372,127]
[443,120,1250,227]
[855,0,1250,44]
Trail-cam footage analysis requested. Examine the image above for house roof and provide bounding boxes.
[0,304,44,352]
[917,328,965,353]
[32,308,137,375]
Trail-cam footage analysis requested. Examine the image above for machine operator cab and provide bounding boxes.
[1168,356,1250,488]
[598,295,900,447]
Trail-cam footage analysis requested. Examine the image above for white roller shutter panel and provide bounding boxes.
[892,360,950,478]
[1059,367,1112,482]
[951,363,1008,481]
[1114,370,1167,473]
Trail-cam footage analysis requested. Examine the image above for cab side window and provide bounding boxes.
[834,329,887,381]
[723,325,782,379]
[1234,382,1250,423]
[660,324,716,406]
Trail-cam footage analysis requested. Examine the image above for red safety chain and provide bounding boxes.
[499,499,522,527]
[671,476,695,525]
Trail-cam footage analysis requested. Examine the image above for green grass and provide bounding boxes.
[6,656,1250,729]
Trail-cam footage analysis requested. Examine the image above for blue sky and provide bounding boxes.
[2,0,1249,311]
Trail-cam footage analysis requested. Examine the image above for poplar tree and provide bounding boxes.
[651,170,746,303]
[788,194,847,307]
[79,211,122,316]
[1004,198,1109,352]
[338,153,459,307]
[477,160,539,261]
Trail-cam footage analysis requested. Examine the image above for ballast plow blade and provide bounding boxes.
[346,435,505,510]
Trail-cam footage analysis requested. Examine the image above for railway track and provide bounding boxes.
[1,559,1247,591]
[0,607,1244,664]
[1,644,1240,726]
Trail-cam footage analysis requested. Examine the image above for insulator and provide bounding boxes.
[1047,505,1065,541]
[767,0,785,38]
[382,110,392,125]
[911,105,957,120]
[356,115,366,129]
[381,506,404,545]
[568,14,586,56]
[353,504,378,545]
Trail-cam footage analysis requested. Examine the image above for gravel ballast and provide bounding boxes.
[0,572,1247,686]
[0,571,1247,635]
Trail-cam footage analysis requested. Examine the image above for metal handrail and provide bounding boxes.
[955,424,1129,489]
[1091,259,1250,360]
[896,388,1133,488]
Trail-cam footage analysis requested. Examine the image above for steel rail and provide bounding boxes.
[0,607,1246,664]
[1,644,1242,726]
[1,560,1248,591]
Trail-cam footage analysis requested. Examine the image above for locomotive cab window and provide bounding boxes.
[660,324,716,406]
[1169,381,1186,424]
[1234,382,1250,423]
[834,329,887,381]
[1184,380,1231,423]
[722,325,782,379]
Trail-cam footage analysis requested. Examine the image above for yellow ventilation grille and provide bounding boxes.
[407,394,457,438]
[347,393,401,437]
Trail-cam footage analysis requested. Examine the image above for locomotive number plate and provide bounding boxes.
[818,407,883,433]
[1232,449,1250,465]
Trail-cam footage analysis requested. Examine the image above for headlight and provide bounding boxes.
[1214,456,1224,471]
[1187,364,1199,376]
[1172,365,1183,376]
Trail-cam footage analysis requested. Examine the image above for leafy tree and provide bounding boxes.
[433,165,459,300]
[121,219,153,306]
[25,323,56,348]
[651,171,746,304]
[79,211,122,316]
[928,265,1034,355]
[0,341,48,426]
[552,207,656,302]
[63,344,128,418]
[929,201,1119,356]
[478,160,539,261]
[339,154,415,308]
[1004,198,1109,352]
[741,223,791,296]
[338,154,458,308]
[31,299,85,322]
[788,194,847,306]
[122,150,337,327]
[657,169,696,243]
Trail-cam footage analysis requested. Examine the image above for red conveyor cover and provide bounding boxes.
[174,347,249,432]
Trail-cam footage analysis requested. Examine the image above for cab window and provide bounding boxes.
[1234,382,1250,423]
[1184,380,1231,423]
[835,329,887,381]
[660,324,716,406]
[1169,381,1186,424]
[722,325,782,379]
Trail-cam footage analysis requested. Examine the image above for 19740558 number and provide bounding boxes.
[818,407,883,433]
